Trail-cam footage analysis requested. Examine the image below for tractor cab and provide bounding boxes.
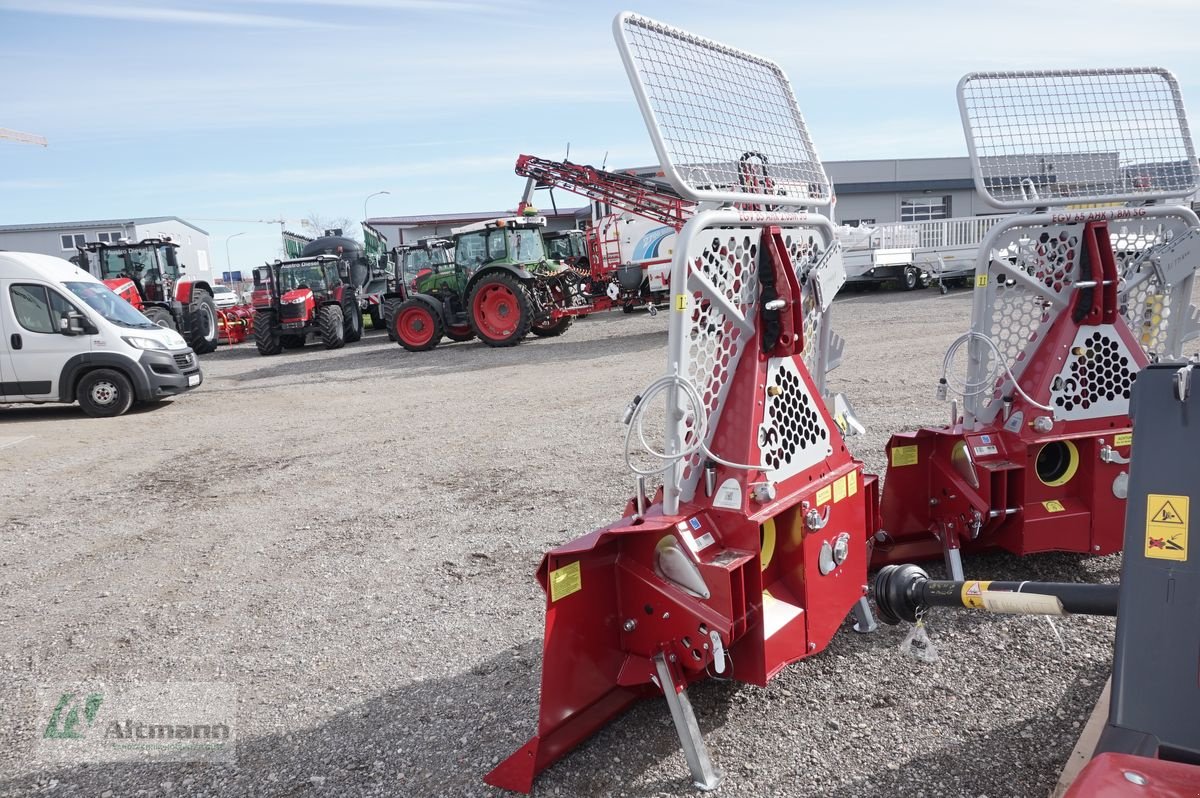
[251,254,362,354]
[77,238,182,306]
[396,238,454,293]
[542,229,587,269]
[451,216,558,276]
[253,255,346,312]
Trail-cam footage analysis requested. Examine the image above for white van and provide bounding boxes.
[0,252,202,417]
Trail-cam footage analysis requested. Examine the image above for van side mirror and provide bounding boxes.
[60,311,86,336]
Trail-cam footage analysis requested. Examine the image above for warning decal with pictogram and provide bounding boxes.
[1145,493,1189,562]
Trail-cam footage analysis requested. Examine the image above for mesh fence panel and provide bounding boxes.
[959,69,1198,207]
[616,13,829,206]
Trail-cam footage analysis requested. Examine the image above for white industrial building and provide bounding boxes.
[367,206,587,248]
[0,216,215,280]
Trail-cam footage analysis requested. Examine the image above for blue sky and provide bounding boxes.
[3,0,1200,270]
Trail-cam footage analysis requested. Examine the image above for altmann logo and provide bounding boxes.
[37,682,238,763]
[43,692,104,739]
[104,719,231,742]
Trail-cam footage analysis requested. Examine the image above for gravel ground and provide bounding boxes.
[0,287,1123,798]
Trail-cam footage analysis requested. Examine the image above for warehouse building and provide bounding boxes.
[825,156,1003,226]
[0,216,214,280]
[367,206,587,248]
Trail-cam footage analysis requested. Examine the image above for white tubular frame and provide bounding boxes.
[962,205,1200,427]
[662,209,838,513]
[958,68,1199,209]
[613,12,831,209]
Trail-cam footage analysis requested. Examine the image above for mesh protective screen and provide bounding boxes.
[959,68,1198,207]
[615,13,830,207]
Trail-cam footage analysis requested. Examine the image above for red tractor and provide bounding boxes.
[249,255,363,355]
[74,237,220,354]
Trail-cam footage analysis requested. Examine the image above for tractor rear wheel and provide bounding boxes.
[318,304,346,349]
[254,311,282,355]
[394,299,443,352]
[369,305,386,331]
[383,298,401,342]
[530,316,572,338]
[143,306,175,330]
[189,290,220,353]
[281,334,306,349]
[468,274,532,347]
[345,302,363,343]
[445,323,475,343]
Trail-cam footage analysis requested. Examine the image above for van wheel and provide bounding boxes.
[77,369,135,418]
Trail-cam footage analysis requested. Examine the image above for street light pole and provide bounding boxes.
[364,190,390,222]
[225,231,246,277]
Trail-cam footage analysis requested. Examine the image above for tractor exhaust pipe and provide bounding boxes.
[872,564,1120,625]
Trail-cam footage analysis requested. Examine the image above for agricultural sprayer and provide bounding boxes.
[875,68,1200,580]
[486,13,872,792]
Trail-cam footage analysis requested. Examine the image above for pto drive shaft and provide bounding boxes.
[873,564,1120,625]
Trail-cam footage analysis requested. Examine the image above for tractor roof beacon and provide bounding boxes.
[387,215,588,352]
[74,237,220,355]
[249,254,362,355]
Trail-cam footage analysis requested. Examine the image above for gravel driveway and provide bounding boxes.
[1,288,1121,797]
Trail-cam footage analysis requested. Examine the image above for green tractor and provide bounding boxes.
[382,237,457,342]
[389,215,585,352]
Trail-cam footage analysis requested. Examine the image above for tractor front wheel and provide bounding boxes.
[383,299,401,342]
[318,304,346,349]
[393,299,443,352]
[468,274,532,347]
[189,290,220,353]
[254,311,282,355]
[143,306,175,330]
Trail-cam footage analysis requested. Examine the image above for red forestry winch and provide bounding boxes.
[875,68,1200,580]
[486,13,876,792]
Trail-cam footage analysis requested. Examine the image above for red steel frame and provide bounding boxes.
[485,219,876,792]
[875,221,1145,573]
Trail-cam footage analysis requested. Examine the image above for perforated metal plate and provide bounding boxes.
[1049,327,1139,420]
[614,12,830,207]
[758,357,832,482]
[958,69,1199,208]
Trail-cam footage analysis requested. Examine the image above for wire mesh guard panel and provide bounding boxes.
[959,69,1199,207]
[677,227,761,501]
[616,13,830,207]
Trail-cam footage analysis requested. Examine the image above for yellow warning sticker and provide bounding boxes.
[549,560,583,601]
[674,294,688,312]
[833,475,847,504]
[1043,500,1066,513]
[961,580,992,609]
[1145,493,1189,562]
[1114,433,1132,448]
[891,445,919,468]
[847,470,858,497]
[816,485,833,506]
[975,274,988,288]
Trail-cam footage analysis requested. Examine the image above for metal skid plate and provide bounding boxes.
[959,68,1198,208]
[614,12,830,208]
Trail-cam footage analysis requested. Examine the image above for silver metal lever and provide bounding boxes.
[764,298,786,311]
[1099,445,1131,465]
[1175,363,1194,402]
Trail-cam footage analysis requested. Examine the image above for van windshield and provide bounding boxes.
[64,281,159,329]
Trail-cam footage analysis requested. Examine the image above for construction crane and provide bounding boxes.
[0,127,47,147]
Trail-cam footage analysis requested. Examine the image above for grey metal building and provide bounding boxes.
[367,206,588,248]
[0,216,215,280]
[825,157,1002,226]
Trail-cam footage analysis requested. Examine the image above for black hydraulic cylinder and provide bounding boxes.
[873,564,1120,625]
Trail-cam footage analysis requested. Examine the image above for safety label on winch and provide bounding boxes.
[1145,493,1189,562]
[891,445,919,467]
[674,294,688,312]
[549,560,582,601]
[1114,432,1133,448]
[1043,500,1065,513]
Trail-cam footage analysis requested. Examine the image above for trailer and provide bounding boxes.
[841,215,1006,290]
